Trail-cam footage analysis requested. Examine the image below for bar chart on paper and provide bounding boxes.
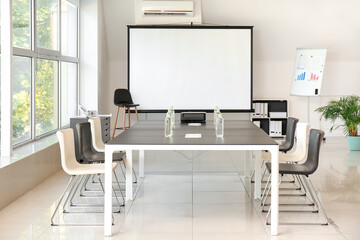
[291,48,327,96]
[310,72,319,81]
[297,72,306,81]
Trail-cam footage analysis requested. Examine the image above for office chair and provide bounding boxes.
[76,122,126,204]
[251,117,299,183]
[279,117,299,153]
[261,123,311,202]
[89,117,138,183]
[262,129,328,225]
[112,89,139,138]
[52,129,120,226]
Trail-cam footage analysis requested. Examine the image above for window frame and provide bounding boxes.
[0,0,80,147]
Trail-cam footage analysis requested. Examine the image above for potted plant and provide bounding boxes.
[315,95,360,150]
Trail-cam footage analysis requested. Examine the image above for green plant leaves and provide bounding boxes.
[315,95,360,136]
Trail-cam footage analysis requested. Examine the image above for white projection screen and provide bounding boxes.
[128,26,253,112]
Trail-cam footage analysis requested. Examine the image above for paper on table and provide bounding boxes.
[188,123,201,126]
[185,134,202,138]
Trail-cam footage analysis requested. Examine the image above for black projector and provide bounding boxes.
[180,112,206,123]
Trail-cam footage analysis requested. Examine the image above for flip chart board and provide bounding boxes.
[290,48,327,96]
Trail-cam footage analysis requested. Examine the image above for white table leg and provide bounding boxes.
[139,150,145,178]
[104,146,114,237]
[270,146,279,236]
[253,150,262,200]
[126,150,133,201]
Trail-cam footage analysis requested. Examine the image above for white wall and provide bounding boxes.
[100,0,360,135]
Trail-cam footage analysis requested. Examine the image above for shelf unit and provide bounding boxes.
[251,100,288,137]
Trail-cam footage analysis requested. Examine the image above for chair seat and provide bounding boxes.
[83,152,126,163]
[65,162,118,176]
[262,151,304,163]
[115,103,139,107]
[265,162,313,176]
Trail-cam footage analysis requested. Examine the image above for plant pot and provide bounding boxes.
[347,136,360,151]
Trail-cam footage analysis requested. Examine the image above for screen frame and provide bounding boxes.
[127,25,254,113]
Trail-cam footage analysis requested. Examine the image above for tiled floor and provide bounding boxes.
[0,137,359,239]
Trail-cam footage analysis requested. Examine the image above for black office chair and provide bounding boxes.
[262,129,328,225]
[77,122,125,163]
[112,89,140,138]
[76,122,126,205]
[279,117,299,153]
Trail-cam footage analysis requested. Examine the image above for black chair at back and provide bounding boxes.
[279,117,299,153]
[264,129,328,225]
[113,89,140,138]
[76,122,125,163]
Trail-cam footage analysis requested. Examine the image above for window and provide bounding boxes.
[61,62,77,127]
[35,59,59,136]
[13,0,31,49]
[61,0,78,57]
[12,56,31,144]
[36,0,59,51]
[0,0,79,147]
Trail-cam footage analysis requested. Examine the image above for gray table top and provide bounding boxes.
[107,120,277,146]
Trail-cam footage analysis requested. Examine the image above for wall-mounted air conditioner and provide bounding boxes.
[142,1,194,17]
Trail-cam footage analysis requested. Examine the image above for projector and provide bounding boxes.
[180,112,206,123]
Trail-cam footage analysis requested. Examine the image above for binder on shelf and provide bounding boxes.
[255,103,261,116]
[252,103,256,117]
[264,103,268,117]
[275,121,282,136]
[260,103,264,117]
[269,121,275,136]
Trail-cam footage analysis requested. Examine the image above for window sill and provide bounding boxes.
[0,134,58,168]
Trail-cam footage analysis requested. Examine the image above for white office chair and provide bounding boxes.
[52,128,119,226]
[262,122,310,163]
[260,122,311,202]
[89,117,138,183]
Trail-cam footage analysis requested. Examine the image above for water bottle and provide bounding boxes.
[214,106,220,125]
[170,106,175,128]
[216,113,224,137]
[164,113,173,137]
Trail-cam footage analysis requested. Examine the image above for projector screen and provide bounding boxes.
[128,26,253,112]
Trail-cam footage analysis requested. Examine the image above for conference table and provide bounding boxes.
[104,120,280,236]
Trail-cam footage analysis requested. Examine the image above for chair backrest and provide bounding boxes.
[114,89,134,105]
[279,117,299,152]
[76,122,99,160]
[283,122,310,162]
[303,129,325,176]
[56,129,81,175]
[88,117,105,152]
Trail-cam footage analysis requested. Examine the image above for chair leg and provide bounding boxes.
[128,107,131,128]
[112,106,120,139]
[62,176,82,212]
[135,106,139,121]
[51,176,76,225]
[122,160,138,184]
[123,107,127,131]
[113,171,126,206]
[261,175,271,201]
[303,176,329,225]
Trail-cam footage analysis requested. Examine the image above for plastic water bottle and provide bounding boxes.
[164,113,173,137]
[214,106,220,125]
[216,113,224,138]
[170,106,175,128]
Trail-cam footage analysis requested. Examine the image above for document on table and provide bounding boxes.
[185,134,202,138]
[188,123,201,126]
